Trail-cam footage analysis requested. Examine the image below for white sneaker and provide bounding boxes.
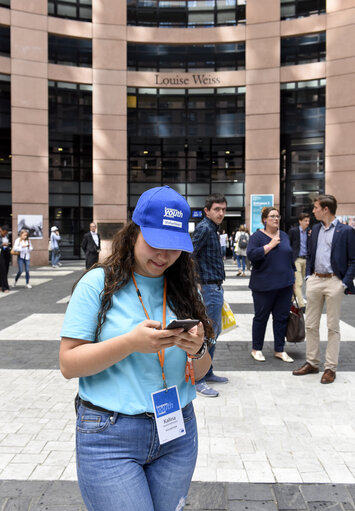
[275,352,294,363]
[251,350,265,362]
[12,281,17,288]
[26,284,32,289]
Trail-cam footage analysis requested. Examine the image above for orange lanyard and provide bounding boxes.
[131,272,168,390]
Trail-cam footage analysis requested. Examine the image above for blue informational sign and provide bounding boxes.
[192,210,203,218]
[250,194,274,233]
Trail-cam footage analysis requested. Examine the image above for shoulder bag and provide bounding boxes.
[286,296,305,343]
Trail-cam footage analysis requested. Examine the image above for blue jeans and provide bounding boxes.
[76,401,198,511]
[51,248,60,266]
[252,285,293,353]
[15,257,30,284]
[197,283,224,382]
[236,255,246,271]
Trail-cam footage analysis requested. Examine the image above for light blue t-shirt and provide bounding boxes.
[60,268,196,414]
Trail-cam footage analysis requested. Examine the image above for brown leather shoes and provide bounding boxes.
[292,362,319,376]
[320,369,336,384]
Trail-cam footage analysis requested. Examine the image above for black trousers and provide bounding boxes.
[0,250,10,291]
[252,285,293,352]
[85,252,99,270]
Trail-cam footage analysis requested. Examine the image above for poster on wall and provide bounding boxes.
[250,194,274,234]
[17,215,43,239]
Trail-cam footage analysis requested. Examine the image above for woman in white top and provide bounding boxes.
[13,229,33,288]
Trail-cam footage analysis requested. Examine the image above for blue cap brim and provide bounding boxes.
[140,226,193,253]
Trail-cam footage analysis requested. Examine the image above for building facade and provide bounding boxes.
[0,0,354,264]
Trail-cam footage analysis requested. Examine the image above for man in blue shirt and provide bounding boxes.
[288,212,310,311]
[192,193,229,397]
[293,195,355,384]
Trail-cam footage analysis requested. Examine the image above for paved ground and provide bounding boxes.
[0,260,355,510]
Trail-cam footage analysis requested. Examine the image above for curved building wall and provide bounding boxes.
[0,0,354,264]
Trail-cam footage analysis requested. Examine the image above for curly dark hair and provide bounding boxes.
[75,221,214,342]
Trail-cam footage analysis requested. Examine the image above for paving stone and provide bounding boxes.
[3,497,33,510]
[273,484,307,510]
[307,504,345,511]
[36,481,83,506]
[0,481,49,498]
[301,485,354,508]
[228,502,278,511]
[30,506,84,511]
[227,483,274,501]
[186,482,227,510]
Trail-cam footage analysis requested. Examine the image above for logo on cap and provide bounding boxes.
[163,207,184,229]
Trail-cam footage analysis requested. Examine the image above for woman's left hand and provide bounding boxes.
[172,321,204,355]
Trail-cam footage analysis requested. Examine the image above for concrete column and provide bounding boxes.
[10,0,48,265]
[92,0,127,259]
[245,0,280,230]
[325,1,355,215]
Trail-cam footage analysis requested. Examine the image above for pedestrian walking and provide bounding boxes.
[59,185,213,511]
[288,213,311,311]
[219,229,228,260]
[50,226,61,268]
[293,195,355,384]
[81,222,101,269]
[0,224,11,292]
[13,229,33,289]
[234,225,249,276]
[192,193,229,397]
[247,207,295,363]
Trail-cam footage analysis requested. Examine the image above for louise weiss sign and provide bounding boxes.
[155,73,221,86]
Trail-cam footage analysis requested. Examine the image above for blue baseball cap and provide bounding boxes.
[132,186,193,253]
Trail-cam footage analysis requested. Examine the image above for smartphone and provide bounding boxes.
[165,319,199,331]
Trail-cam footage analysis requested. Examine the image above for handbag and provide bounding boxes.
[48,240,52,251]
[10,248,20,256]
[286,296,305,343]
[221,300,237,333]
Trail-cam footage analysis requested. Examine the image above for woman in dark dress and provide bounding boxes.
[247,207,296,363]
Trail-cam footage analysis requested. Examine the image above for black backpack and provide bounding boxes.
[238,233,248,249]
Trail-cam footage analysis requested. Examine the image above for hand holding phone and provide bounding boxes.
[165,319,199,331]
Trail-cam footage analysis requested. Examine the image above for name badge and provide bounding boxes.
[151,386,186,445]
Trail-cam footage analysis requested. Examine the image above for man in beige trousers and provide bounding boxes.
[293,195,355,384]
[288,212,310,311]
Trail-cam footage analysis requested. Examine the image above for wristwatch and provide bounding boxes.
[189,340,207,360]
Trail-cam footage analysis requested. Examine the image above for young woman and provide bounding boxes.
[13,229,33,289]
[59,186,213,511]
[234,225,249,276]
[247,207,295,363]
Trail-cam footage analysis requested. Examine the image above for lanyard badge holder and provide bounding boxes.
[132,272,187,444]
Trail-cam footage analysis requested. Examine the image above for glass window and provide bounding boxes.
[280,80,325,229]
[281,32,325,66]
[0,74,11,225]
[48,0,92,21]
[281,0,326,20]
[127,0,246,27]
[127,42,245,71]
[128,88,245,217]
[48,35,92,68]
[0,25,10,57]
[0,0,10,7]
[49,81,92,258]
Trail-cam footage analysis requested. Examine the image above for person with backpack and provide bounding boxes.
[234,225,249,276]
